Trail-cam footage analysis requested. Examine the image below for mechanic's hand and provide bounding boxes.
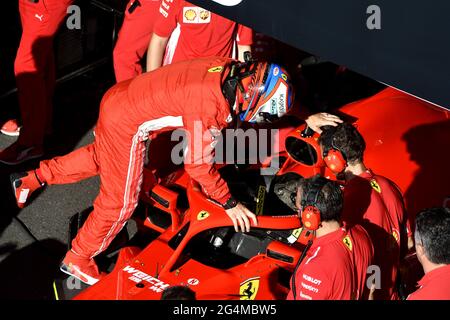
[225,203,258,233]
[305,113,343,134]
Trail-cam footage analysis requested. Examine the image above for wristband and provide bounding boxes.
[222,196,238,210]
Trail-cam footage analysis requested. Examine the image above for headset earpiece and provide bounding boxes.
[323,139,347,174]
[297,177,328,244]
[323,149,347,174]
[301,206,321,230]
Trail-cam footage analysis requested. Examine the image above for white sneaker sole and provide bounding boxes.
[59,265,100,286]
[1,129,20,137]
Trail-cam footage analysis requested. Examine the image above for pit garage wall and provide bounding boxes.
[189,0,450,110]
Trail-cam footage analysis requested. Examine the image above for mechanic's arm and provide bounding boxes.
[183,117,257,232]
[146,33,169,72]
[305,113,343,134]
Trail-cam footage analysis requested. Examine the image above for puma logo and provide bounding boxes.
[35,14,44,22]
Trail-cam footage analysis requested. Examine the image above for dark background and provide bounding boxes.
[0,0,445,300]
[190,0,450,110]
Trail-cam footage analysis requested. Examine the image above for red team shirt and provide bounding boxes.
[407,264,450,300]
[287,225,373,300]
[343,170,411,300]
[154,0,253,64]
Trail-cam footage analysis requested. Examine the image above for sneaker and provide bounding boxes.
[1,119,21,136]
[10,170,45,208]
[59,251,105,286]
[0,143,43,165]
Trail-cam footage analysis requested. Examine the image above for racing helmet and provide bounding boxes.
[237,62,294,123]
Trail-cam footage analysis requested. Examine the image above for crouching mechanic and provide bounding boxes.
[10,56,340,285]
[318,123,412,300]
[287,175,374,300]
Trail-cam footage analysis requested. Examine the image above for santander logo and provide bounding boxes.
[210,0,243,6]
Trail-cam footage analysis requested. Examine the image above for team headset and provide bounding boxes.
[297,176,329,244]
[292,176,329,299]
[322,138,348,174]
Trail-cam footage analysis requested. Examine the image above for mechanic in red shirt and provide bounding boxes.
[287,175,374,300]
[408,207,450,300]
[0,0,74,164]
[10,56,343,286]
[113,0,162,82]
[318,123,412,300]
[146,0,253,71]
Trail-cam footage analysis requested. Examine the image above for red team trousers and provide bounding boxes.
[113,0,161,82]
[15,0,73,147]
[39,80,145,259]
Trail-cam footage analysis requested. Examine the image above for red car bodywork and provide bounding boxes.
[74,87,449,300]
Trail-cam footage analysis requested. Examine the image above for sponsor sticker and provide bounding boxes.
[187,278,200,286]
[287,228,302,244]
[123,266,170,293]
[273,67,279,76]
[255,185,266,216]
[281,74,288,81]
[183,7,211,23]
[239,277,260,300]
[197,210,210,221]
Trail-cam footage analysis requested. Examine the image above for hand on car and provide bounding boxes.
[225,203,258,233]
[305,113,343,134]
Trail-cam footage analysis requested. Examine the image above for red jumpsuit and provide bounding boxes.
[343,170,411,300]
[15,0,74,147]
[113,0,161,82]
[39,57,234,259]
[286,225,374,300]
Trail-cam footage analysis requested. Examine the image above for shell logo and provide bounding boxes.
[184,9,196,21]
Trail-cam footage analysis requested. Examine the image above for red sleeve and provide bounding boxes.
[183,115,231,205]
[236,24,253,45]
[153,0,180,37]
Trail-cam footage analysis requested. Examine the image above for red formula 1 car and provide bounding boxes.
[57,87,448,300]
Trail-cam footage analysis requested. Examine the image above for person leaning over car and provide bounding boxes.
[287,175,374,300]
[407,207,450,300]
[318,123,412,300]
[9,56,341,286]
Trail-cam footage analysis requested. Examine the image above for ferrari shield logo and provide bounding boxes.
[392,228,400,244]
[208,66,223,73]
[343,235,353,251]
[240,277,259,300]
[197,210,210,221]
[370,179,382,193]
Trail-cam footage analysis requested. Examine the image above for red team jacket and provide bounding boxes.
[343,170,410,299]
[287,226,374,300]
[154,0,253,64]
[408,264,450,300]
[125,56,235,204]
